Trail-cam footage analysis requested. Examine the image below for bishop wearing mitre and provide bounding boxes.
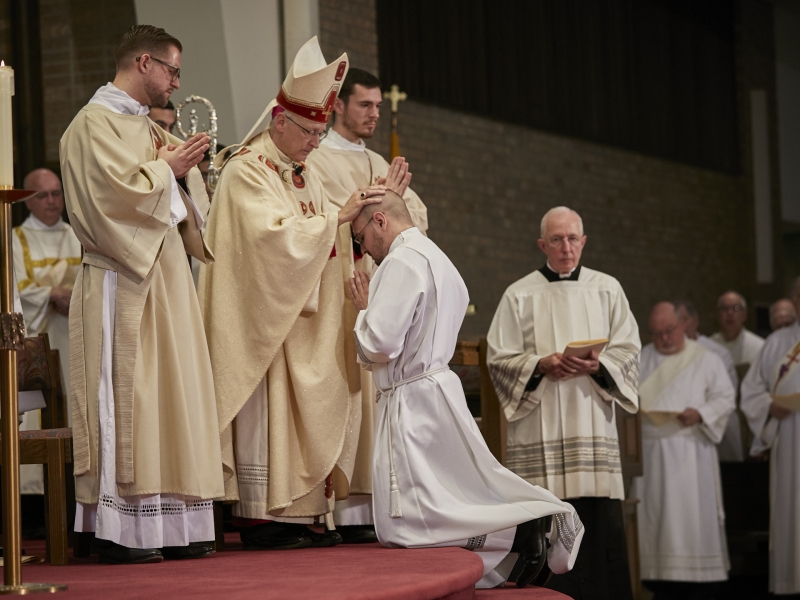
[200,37,385,550]
[60,25,223,564]
[305,67,426,541]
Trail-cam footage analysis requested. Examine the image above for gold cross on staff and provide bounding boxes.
[383,84,407,113]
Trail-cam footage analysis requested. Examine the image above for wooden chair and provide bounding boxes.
[3,333,73,565]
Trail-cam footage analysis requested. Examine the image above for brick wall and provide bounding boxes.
[39,0,136,168]
[319,0,755,340]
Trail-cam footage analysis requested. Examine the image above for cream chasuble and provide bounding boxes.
[61,84,223,548]
[355,228,583,588]
[632,341,734,582]
[305,130,429,526]
[741,321,800,594]
[486,267,640,500]
[13,215,81,494]
[200,131,360,521]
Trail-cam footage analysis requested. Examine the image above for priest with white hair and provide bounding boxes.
[634,302,735,599]
[201,37,400,550]
[349,191,584,589]
[740,277,800,596]
[487,206,641,599]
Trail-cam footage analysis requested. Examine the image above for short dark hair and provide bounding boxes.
[115,25,182,71]
[339,68,381,104]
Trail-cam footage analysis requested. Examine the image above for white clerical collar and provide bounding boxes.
[388,227,421,254]
[321,128,366,152]
[88,83,150,116]
[24,214,63,231]
[546,261,577,279]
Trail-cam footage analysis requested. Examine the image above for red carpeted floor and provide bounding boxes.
[18,534,568,599]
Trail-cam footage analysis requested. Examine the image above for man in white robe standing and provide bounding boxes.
[711,291,765,462]
[676,300,740,461]
[305,67,427,543]
[633,302,735,600]
[349,191,584,589]
[487,206,640,599]
[741,277,800,596]
[13,169,81,506]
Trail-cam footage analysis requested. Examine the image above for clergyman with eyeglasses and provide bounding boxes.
[59,25,223,564]
[487,206,641,599]
[200,37,407,551]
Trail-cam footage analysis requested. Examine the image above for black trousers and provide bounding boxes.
[545,497,633,600]
[643,580,721,600]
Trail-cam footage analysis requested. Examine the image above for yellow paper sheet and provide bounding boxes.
[643,410,682,426]
[772,393,800,411]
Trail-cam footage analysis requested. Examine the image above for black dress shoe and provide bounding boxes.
[509,516,551,588]
[333,525,378,544]
[161,542,215,560]
[240,522,312,551]
[295,526,342,548]
[96,539,163,564]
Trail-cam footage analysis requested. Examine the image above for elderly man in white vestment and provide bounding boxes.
[60,25,223,564]
[487,206,640,600]
[710,290,765,461]
[741,278,800,596]
[13,169,81,509]
[349,191,583,589]
[633,302,735,600]
[201,37,392,550]
[677,299,740,465]
[770,299,797,332]
[305,67,427,543]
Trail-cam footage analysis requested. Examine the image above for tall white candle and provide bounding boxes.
[0,61,14,187]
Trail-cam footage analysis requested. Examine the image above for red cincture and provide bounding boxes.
[330,245,337,258]
[151,126,164,151]
[299,201,308,215]
[308,200,316,215]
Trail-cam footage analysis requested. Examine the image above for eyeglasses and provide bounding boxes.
[717,304,744,314]
[285,114,327,140]
[352,216,374,246]
[544,235,583,248]
[650,324,678,338]
[136,55,181,82]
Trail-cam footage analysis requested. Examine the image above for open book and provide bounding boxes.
[562,338,608,359]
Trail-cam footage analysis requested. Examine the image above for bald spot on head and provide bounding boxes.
[650,301,679,327]
[358,189,412,227]
[24,168,61,191]
[717,290,746,310]
[540,206,583,239]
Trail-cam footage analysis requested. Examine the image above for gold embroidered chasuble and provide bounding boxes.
[60,104,223,503]
[199,131,360,518]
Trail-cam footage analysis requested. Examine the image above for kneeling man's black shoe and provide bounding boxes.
[161,542,215,560]
[240,522,312,551]
[331,525,378,544]
[509,516,551,588]
[97,539,163,564]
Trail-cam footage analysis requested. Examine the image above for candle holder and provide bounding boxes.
[0,187,66,595]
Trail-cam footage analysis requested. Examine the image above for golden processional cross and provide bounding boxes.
[383,85,407,159]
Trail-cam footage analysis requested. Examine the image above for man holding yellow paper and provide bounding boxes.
[741,281,800,596]
[633,302,735,598]
[487,206,640,599]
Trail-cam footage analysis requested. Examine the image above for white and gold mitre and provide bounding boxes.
[276,36,348,124]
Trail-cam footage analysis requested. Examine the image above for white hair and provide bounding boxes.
[716,290,747,310]
[540,206,584,239]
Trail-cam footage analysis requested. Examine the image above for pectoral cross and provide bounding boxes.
[383,85,407,159]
